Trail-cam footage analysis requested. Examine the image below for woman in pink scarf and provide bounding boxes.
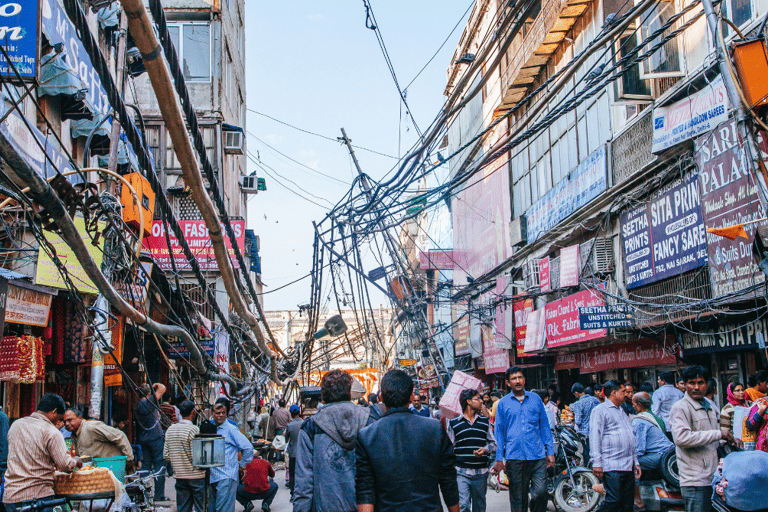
[720,382,750,445]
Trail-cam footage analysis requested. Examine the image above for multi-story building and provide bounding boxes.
[446,0,768,401]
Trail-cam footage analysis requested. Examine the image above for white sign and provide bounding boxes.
[214,330,230,395]
[560,245,580,287]
[652,74,729,153]
[523,308,546,353]
[5,284,53,327]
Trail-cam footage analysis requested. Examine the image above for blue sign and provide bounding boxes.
[578,305,634,329]
[0,1,40,80]
[620,172,707,289]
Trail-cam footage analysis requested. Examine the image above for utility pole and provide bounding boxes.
[338,128,450,384]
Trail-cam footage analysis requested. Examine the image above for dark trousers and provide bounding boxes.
[681,486,713,512]
[175,478,206,512]
[140,436,166,500]
[236,481,279,508]
[288,457,296,494]
[598,471,634,512]
[506,459,548,512]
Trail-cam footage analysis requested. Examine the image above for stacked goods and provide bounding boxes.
[561,405,574,425]
[0,336,20,381]
[54,467,115,496]
[439,370,485,419]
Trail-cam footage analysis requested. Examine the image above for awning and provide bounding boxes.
[38,52,95,121]
[97,138,140,173]
[222,123,244,133]
[71,114,111,155]
[97,3,121,29]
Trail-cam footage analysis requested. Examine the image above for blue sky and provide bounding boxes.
[246,1,470,310]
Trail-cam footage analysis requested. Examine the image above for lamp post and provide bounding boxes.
[191,435,225,512]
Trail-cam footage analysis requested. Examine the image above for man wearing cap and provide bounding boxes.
[284,405,303,498]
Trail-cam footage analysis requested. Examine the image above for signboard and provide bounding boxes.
[680,318,768,354]
[143,219,246,271]
[539,257,551,292]
[696,119,766,298]
[524,308,546,353]
[215,330,230,395]
[555,338,676,372]
[545,289,607,348]
[513,297,534,357]
[579,305,634,329]
[104,316,124,387]
[398,358,416,366]
[527,146,607,242]
[417,362,440,388]
[454,303,470,356]
[560,245,580,287]
[113,261,153,314]
[419,250,455,270]
[368,266,386,281]
[652,74,729,153]
[168,335,215,359]
[35,218,105,294]
[0,1,40,80]
[5,284,53,326]
[620,172,708,289]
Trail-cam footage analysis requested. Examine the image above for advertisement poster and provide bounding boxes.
[143,219,246,271]
[696,119,766,298]
[35,218,105,294]
[484,278,510,373]
[555,338,676,371]
[545,289,607,348]
[513,297,534,357]
[560,245,580,287]
[215,330,230,395]
[103,316,124,387]
[620,172,708,289]
[0,0,39,79]
[527,146,607,242]
[653,74,729,153]
[5,284,52,326]
[539,257,551,292]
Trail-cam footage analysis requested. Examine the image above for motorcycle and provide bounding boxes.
[123,467,167,512]
[549,425,603,512]
[637,447,684,512]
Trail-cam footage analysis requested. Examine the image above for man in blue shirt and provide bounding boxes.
[492,366,554,512]
[210,398,254,512]
[410,394,431,417]
[652,372,683,431]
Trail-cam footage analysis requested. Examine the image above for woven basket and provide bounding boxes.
[54,467,115,496]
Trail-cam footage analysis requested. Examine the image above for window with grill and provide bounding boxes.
[166,125,216,172]
[180,281,217,327]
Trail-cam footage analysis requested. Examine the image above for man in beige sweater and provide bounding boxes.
[670,365,736,512]
[63,407,134,473]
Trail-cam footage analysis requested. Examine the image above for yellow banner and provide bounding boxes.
[35,218,105,294]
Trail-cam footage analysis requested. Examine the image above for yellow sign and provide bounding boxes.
[398,358,417,366]
[35,217,105,294]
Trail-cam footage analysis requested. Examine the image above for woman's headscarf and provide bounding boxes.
[727,382,745,406]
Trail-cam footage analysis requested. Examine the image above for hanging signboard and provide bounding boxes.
[555,338,676,371]
[143,220,246,271]
[419,250,455,270]
[620,172,708,289]
[5,283,53,327]
[527,146,607,242]
[513,297,534,357]
[523,308,546,353]
[560,245,580,287]
[167,335,215,359]
[35,218,105,294]
[0,1,40,80]
[113,261,153,315]
[680,318,768,354]
[539,257,551,292]
[215,330,230,395]
[652,74,729,153]
[417,362,440,388]
[578,305,634,329]
[103,316,124,387]
[545,289,606,348]
[454,302,470,356]
[696,119,766,298]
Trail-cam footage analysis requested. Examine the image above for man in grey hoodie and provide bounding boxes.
[294,369,372,512]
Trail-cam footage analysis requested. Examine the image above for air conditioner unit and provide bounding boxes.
[522,259,540,290]
[510,215,528,247]
[240,175,259,194]
[224,130,244,154]
[581,237,615,274]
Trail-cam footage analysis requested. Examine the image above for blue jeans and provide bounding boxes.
[598,471,634,512]
[140,436,166,500]
[506,459,548,512]
[175,478,205,512]
[638,452,663,472]
[210,478,238,512]
[681,486,712,512]
[457,472,488,512]
[236,481,278,508]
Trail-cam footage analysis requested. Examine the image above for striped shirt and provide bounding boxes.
[163,420,205,480]
[210,420,253,484]
[3,412,79,503]
[447,414,496,475]
[589,401,638,471]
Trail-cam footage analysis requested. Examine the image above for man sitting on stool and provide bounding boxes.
[237,451,279,512]
[632,391,673,509]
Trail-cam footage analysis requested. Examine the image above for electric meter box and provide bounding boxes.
[732,38,768,110]
[121,172,155,237]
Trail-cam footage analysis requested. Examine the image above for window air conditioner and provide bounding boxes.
[224,130,244,154]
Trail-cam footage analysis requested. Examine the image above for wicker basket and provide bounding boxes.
[54,467,115,496]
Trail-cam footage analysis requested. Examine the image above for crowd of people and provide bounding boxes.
[0,366,767,512]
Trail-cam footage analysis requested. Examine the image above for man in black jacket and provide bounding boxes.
[355,370,460,512]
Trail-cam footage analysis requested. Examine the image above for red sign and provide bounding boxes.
[555,338,676,372]
[545,289,606,348]
[143,220,246,271]
[513,297,534,357]
[539,257,551,292]
[560,245,580,287]
[419,250,455,270]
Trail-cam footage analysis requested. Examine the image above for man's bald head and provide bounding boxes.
[632,391,652,411]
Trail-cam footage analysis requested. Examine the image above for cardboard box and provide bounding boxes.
[439,370,485,419]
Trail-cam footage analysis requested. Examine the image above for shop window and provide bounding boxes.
[637,0,684,79]
[167,23,211,82]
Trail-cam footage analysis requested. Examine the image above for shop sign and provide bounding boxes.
[555,338,676,371]
[398,358,416,366]
[539,257,551,292]
[143,219,246,271]
[0,1,40,80]
[527,146,607,242]
[620,172,708,289]
[113,261,153,314]
[545,289,606,348]
[523,308,546,353]
[104,316,124,387]
[696,119,766,298]
[560,245,580,287]
[167,335,215,359]
[5,283,52,326]
[652,74,729,153]
[579,305,634,329]
[513,297,534,357]
[215,330,229,395]
[417,362,440,388]
[454,303,470,356]
[419,250,455,270]
[680,318,768,354]
[35,218,105,294]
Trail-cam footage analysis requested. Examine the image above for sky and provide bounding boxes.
[246,1,471,311]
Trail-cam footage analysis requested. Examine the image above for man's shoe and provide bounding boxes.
[244,502,254,512]
[261,505,270,512]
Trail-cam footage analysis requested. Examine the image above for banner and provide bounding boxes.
[524,308,546,353]
[0,0,40,79]
[215,330,230,395]
[5,284,52,326]
[560,245,580,287]
[35,218,105,294]
[104,316,124,387]
[539,257,551,292]
[513,297,534,357]
[545,289,606,348]
[620,172,708,289]
[696,119,766,298]
[143,219,246,271]
[454,302,470,356]
[555,338,676,372]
